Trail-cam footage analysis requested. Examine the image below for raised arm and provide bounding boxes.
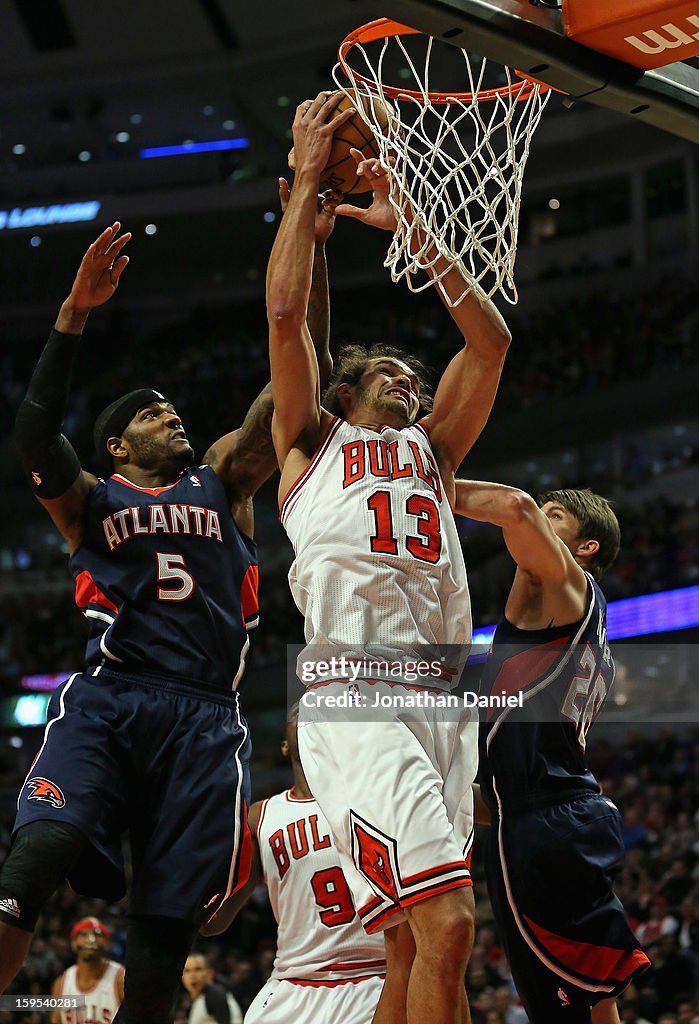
[454,479,590,625]
[204,179,338,533]
[454,480,571,583]
[421,269,511,480]
[337,154,511,483]
[279,175,334,384]
[198,802,264,937]
[14,222,131,553]
[267,92,353,466]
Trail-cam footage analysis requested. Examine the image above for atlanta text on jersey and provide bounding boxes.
[102,504,224,551]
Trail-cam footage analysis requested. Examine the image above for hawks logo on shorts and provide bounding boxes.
[26,776,65,808]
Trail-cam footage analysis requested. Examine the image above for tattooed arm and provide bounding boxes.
[205,186,336,537]
[203,384,275,537]
[308,242,333,386]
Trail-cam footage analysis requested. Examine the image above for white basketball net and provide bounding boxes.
[333,28,551,305]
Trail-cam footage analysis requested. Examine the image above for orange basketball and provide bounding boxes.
[320,90,390,195]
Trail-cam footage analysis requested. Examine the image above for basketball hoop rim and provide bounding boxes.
[338,17,551,104]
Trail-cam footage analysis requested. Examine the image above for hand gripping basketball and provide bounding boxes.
[290,91,357,182]
[319,89,390,195]
[335,152,397,231]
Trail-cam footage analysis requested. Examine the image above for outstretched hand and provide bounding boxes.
[279,177,343,245]
[335,150,397,231]
[291,91,356,180]
[67,222,131,312]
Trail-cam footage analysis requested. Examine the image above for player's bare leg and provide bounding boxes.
[371,921,415,1024]
[460,986,471,1023]
[591,997,621,1024]
[404,888,475,1024]
[0,923,33,990]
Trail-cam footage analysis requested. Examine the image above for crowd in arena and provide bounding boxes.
[0,725,696,1024]
[0,267,697,467]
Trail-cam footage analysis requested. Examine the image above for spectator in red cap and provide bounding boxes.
[50,917,124,1024]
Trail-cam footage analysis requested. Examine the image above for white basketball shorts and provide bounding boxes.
[298,679,477,933]
[245,975,383,1024]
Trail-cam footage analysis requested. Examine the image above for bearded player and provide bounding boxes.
[267,92,512,1024]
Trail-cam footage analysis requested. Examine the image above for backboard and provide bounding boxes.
[350,0,699,143]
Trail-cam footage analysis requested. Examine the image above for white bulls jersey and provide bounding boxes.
[258,788,386,982]
[56,961,122,1024]
[281,418,471,689]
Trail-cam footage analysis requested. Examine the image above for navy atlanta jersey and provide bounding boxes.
[479,572,615,811]
[70,466,258,690]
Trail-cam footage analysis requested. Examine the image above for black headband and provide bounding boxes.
[93,388,171,471]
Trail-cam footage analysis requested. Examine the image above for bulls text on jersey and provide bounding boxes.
[341,437,442,501]
[268,812,332,879]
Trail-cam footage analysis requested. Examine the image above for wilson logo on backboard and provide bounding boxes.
[563,2,699,70]
[625,16,699,58]
[26,776,65,808]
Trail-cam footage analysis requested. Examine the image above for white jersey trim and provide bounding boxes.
[280,417,342,523]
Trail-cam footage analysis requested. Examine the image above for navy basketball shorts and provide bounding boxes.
[13,667,252,924]
[485,792,650,1024]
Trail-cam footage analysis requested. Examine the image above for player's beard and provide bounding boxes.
[357,383,412,427]
[125,431,195,472]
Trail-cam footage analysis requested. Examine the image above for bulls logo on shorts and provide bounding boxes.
[25,776,66,808]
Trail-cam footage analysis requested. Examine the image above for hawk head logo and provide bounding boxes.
[26,777,65,808]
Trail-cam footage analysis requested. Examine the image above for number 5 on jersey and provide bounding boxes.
[156,553,195,601]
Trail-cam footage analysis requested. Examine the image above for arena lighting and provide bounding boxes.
[470,584,699,657]
[19,672,71,692]
[139,138,249,158]
[4,694,51,727]
[0,200,100,230]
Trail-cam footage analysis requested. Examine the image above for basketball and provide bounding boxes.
[320,89,390,195]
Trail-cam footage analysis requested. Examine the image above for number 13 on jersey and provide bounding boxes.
[367,490,442,563]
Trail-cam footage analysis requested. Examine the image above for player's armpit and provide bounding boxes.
[38,471,97,555]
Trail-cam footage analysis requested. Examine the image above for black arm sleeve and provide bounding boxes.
[203,985,231,1024]
[14,328,82,499]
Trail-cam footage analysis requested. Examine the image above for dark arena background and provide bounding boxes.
[0,1,697,1022]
